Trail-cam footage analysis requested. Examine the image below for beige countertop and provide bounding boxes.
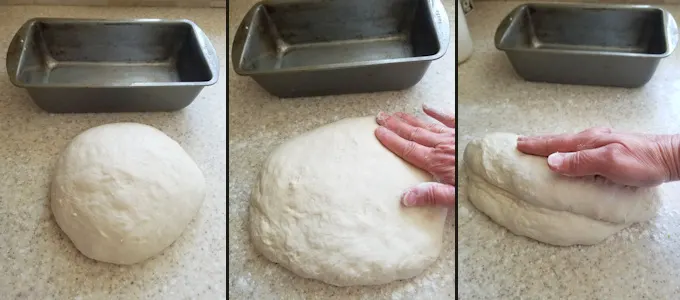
[228,0,455,299]
[459,2,680,299]
[0,6,226,299]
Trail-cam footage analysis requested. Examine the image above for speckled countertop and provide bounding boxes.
[459,2,680,299]
[228,0,455,299]
[0,6,226,299]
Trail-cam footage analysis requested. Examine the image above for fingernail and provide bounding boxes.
[517,136,526,141]
[547,152,565,169]
[402,189,418,206]
[376,111,388,124]
[422,103,431,110]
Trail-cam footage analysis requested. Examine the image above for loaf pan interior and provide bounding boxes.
[15,20,214,86]
[500,5,667,54]
[237,0,441,72]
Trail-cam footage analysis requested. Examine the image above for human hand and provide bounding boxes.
[374,104,455,207]
[516,127,680,187]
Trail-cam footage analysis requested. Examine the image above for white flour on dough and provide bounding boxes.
[249,117,448,286]
[463,132,661,246]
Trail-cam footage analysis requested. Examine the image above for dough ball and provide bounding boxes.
[51,123,206,265]
[463,132,661,246]
[249,117,448,286]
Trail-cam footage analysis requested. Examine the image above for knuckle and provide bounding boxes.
[602,144,623,161]
[401,141,419,158]
[444,132,456,143]
[408,127,423,141]
[426,123,444,133]
[598,127,613,134]
[585,127,612,136]
[567,153,582,171]
[441,173,456,185]
[541,138,555,151]
[424,185,438,205]
[436,143,456,155]
[429,155,456,185]
[432,148,455,164]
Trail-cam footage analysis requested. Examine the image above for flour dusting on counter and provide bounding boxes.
[0,6,226,300]
[228,0,456,298]
[459,2,680,298]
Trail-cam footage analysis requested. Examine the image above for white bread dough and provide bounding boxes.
[249,117,448,286]
[464,132,661,246]
[51,123,206,265]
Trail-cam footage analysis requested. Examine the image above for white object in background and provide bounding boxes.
[457,0,473,64]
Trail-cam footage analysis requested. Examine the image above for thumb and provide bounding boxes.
[547,148,609,177]
[402,182,455,207]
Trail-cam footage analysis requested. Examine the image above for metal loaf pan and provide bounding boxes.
[231,0,450,98]
[495,3,679,88]
[6,18,219,113]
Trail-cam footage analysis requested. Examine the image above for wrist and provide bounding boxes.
[658,134,680,182]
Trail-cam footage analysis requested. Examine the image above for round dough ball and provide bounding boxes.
[51,123,206,265]
[464,132,661,246]
[249,117,448,287]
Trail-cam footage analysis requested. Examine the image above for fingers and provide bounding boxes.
[546,146,616,177]
[517,128,613,157]
[376,112,451,147]
[375,112,455,187]
[517,134,581,156]
[395,112,455,134]
[423,104,455,128]
[402,182,455,207]
[375,126,432,171]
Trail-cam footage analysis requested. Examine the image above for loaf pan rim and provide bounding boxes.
[231,0,449,76]
[494,3,678,58]
[6,17,220,89]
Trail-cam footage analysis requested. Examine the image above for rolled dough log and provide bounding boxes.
[249,117,448,286]
[464,132,661,246]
